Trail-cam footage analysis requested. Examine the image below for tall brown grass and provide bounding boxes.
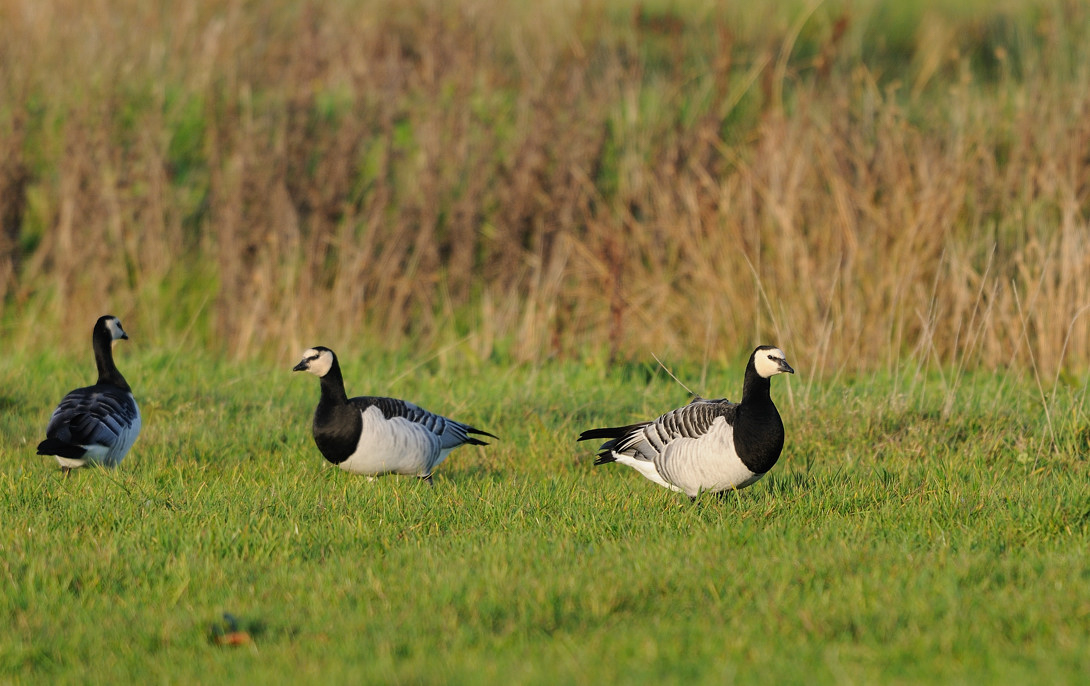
[1,0,1089,378]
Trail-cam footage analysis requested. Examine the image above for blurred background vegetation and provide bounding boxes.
[1,0,1088,376]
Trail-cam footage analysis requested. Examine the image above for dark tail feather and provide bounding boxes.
[593,451,617,466]
[37,438,87,459]
[465,427,498,446]
[582,423,649,465]
[578,424,641,442]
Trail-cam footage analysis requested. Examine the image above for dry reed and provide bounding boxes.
[1,0,1089,377]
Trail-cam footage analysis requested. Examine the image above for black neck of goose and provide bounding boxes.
[93,331,131,392]
[318,357,350,406]
[733,353,785,475]
[740,360,772,407]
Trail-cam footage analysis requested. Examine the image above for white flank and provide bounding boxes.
[613,454,682,493]
[653,416,758,497]
[338,405,440,477]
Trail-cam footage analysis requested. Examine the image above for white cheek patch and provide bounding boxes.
[755,348,788,378]
[303,349,334,377]
[106,318,124,340]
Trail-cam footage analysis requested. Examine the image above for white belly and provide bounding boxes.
[655,417,761,497]
[55,455,89,470]
[339,406,440,476]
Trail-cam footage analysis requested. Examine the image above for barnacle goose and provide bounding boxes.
[579,345,794,498]
[293,346,497,483]
[37,315,141,471]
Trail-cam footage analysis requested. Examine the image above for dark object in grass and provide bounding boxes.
[209,612,262,647]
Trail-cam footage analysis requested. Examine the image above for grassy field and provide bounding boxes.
[2,346,1088,683]
[3,0,1090,683]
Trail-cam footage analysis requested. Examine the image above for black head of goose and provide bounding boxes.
[37,315,142,471]
[578,345,794,498]
[293,346,497,483]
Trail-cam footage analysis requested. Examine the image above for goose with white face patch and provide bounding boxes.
[293,346,497,483]
[579,345,794,499]
[37,315,142,472]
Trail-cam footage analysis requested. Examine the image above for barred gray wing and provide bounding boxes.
[613,399,738,460]
[350,396,450,435]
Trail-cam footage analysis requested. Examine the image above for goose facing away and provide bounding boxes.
[37,315,142,471]
[293,346,497,483]
[579,345,794,498]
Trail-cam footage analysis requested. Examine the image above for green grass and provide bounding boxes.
[1,347,1089,684]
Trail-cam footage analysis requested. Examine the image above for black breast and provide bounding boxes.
[731,404,785,475]
[312,404,363,465]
